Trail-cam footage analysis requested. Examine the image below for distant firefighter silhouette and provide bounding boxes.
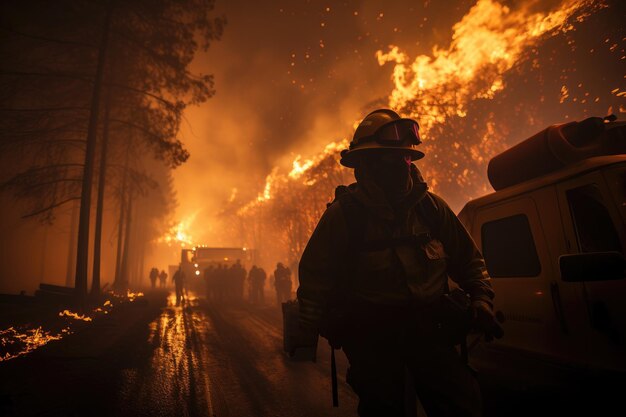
[248,265,266,304]
[274,262,292,304]
[149,267,159,289]
[159,270,167,288]
[172,266,186,306]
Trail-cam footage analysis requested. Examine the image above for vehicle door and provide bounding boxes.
[472,196,574,360]
[556,166,626,371]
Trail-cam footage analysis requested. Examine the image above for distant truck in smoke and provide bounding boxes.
[458,115,625,378]
[180,246,254,292]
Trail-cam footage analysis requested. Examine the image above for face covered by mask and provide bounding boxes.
[356,149,413,199]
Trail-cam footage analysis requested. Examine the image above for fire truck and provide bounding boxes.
[458,115,625,379]
[180,246,254,292]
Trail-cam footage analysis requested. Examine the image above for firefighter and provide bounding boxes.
[248,265,266,304]
[204,265,215,301]
[172,265,185,306]
[232,260,247,302]
[297,109,502,417]
[248,265,258,303]
[257,266,267,304]
[214,263,225,302]
[282,264,293,300]
[158,269,167,288]
[274,262,292,304]
[149,267,158,289]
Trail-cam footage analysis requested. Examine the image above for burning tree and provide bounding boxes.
[226,142,352,275]
[227,0,617,275]
[375,0,603,208]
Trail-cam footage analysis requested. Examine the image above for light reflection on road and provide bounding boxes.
[116,291,358,416]
[116,291,214,417]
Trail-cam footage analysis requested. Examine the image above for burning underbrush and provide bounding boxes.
[0,291,145,362]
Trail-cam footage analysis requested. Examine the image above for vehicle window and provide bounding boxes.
[481,214,541,278]
[566,184,622,253]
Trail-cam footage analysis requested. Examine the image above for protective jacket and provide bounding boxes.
[297,165,494,331]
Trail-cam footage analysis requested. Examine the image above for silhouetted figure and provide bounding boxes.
[256,267,267,304]
[274,262,292,304]
[172,266,185,306]
[297,109,502,417]
[214,263,226,302]
[204,265,215,300]
[248,265,266,304]
[158,270,167,288]
[149,267,159,289]
[232,259,246,302]
[225,264,236,300]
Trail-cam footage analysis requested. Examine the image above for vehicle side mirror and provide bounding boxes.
[559,252,625,282]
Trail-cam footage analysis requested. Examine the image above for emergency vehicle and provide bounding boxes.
[458,115,625,375]
[180,246,254,292]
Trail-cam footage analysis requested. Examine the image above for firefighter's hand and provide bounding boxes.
[471,300,504,342]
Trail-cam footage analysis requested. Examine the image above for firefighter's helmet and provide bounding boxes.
[340,109,424,168]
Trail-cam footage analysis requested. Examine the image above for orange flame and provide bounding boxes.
[377,0,597,135]
[0,326,71,362]
[288,140,349,181]
[231,0,603,270]
[158,213,197,247]
[59,310,93,322]
[127,291,144,301]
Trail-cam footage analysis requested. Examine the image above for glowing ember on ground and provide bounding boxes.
[127,291,144,302]
[58,310,93,322]
[0,294,140,362]
[0,326,71,362]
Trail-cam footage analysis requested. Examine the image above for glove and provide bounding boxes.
[470,300,504,342]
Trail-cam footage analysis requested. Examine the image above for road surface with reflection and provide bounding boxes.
[113,292,358,417]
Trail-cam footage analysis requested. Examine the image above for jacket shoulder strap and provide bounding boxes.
[331,187,367,250]
[415,192,441,240]
[327,186,366,248]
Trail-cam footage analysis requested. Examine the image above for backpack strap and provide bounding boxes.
[415,192,441,240]
[330,185,367,253]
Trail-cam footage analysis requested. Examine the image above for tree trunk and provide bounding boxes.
[119,193,133,292]
[113,194,126,292]
[74,3,113,299]
[66,200,79,287]
[135,218,146,287]
[113,146,130,292]
[90,90,112,296]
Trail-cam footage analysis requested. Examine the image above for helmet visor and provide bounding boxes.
[367,119,421,146]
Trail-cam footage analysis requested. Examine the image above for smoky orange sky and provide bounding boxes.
[0,0,623,295]
[170,0,624,248]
